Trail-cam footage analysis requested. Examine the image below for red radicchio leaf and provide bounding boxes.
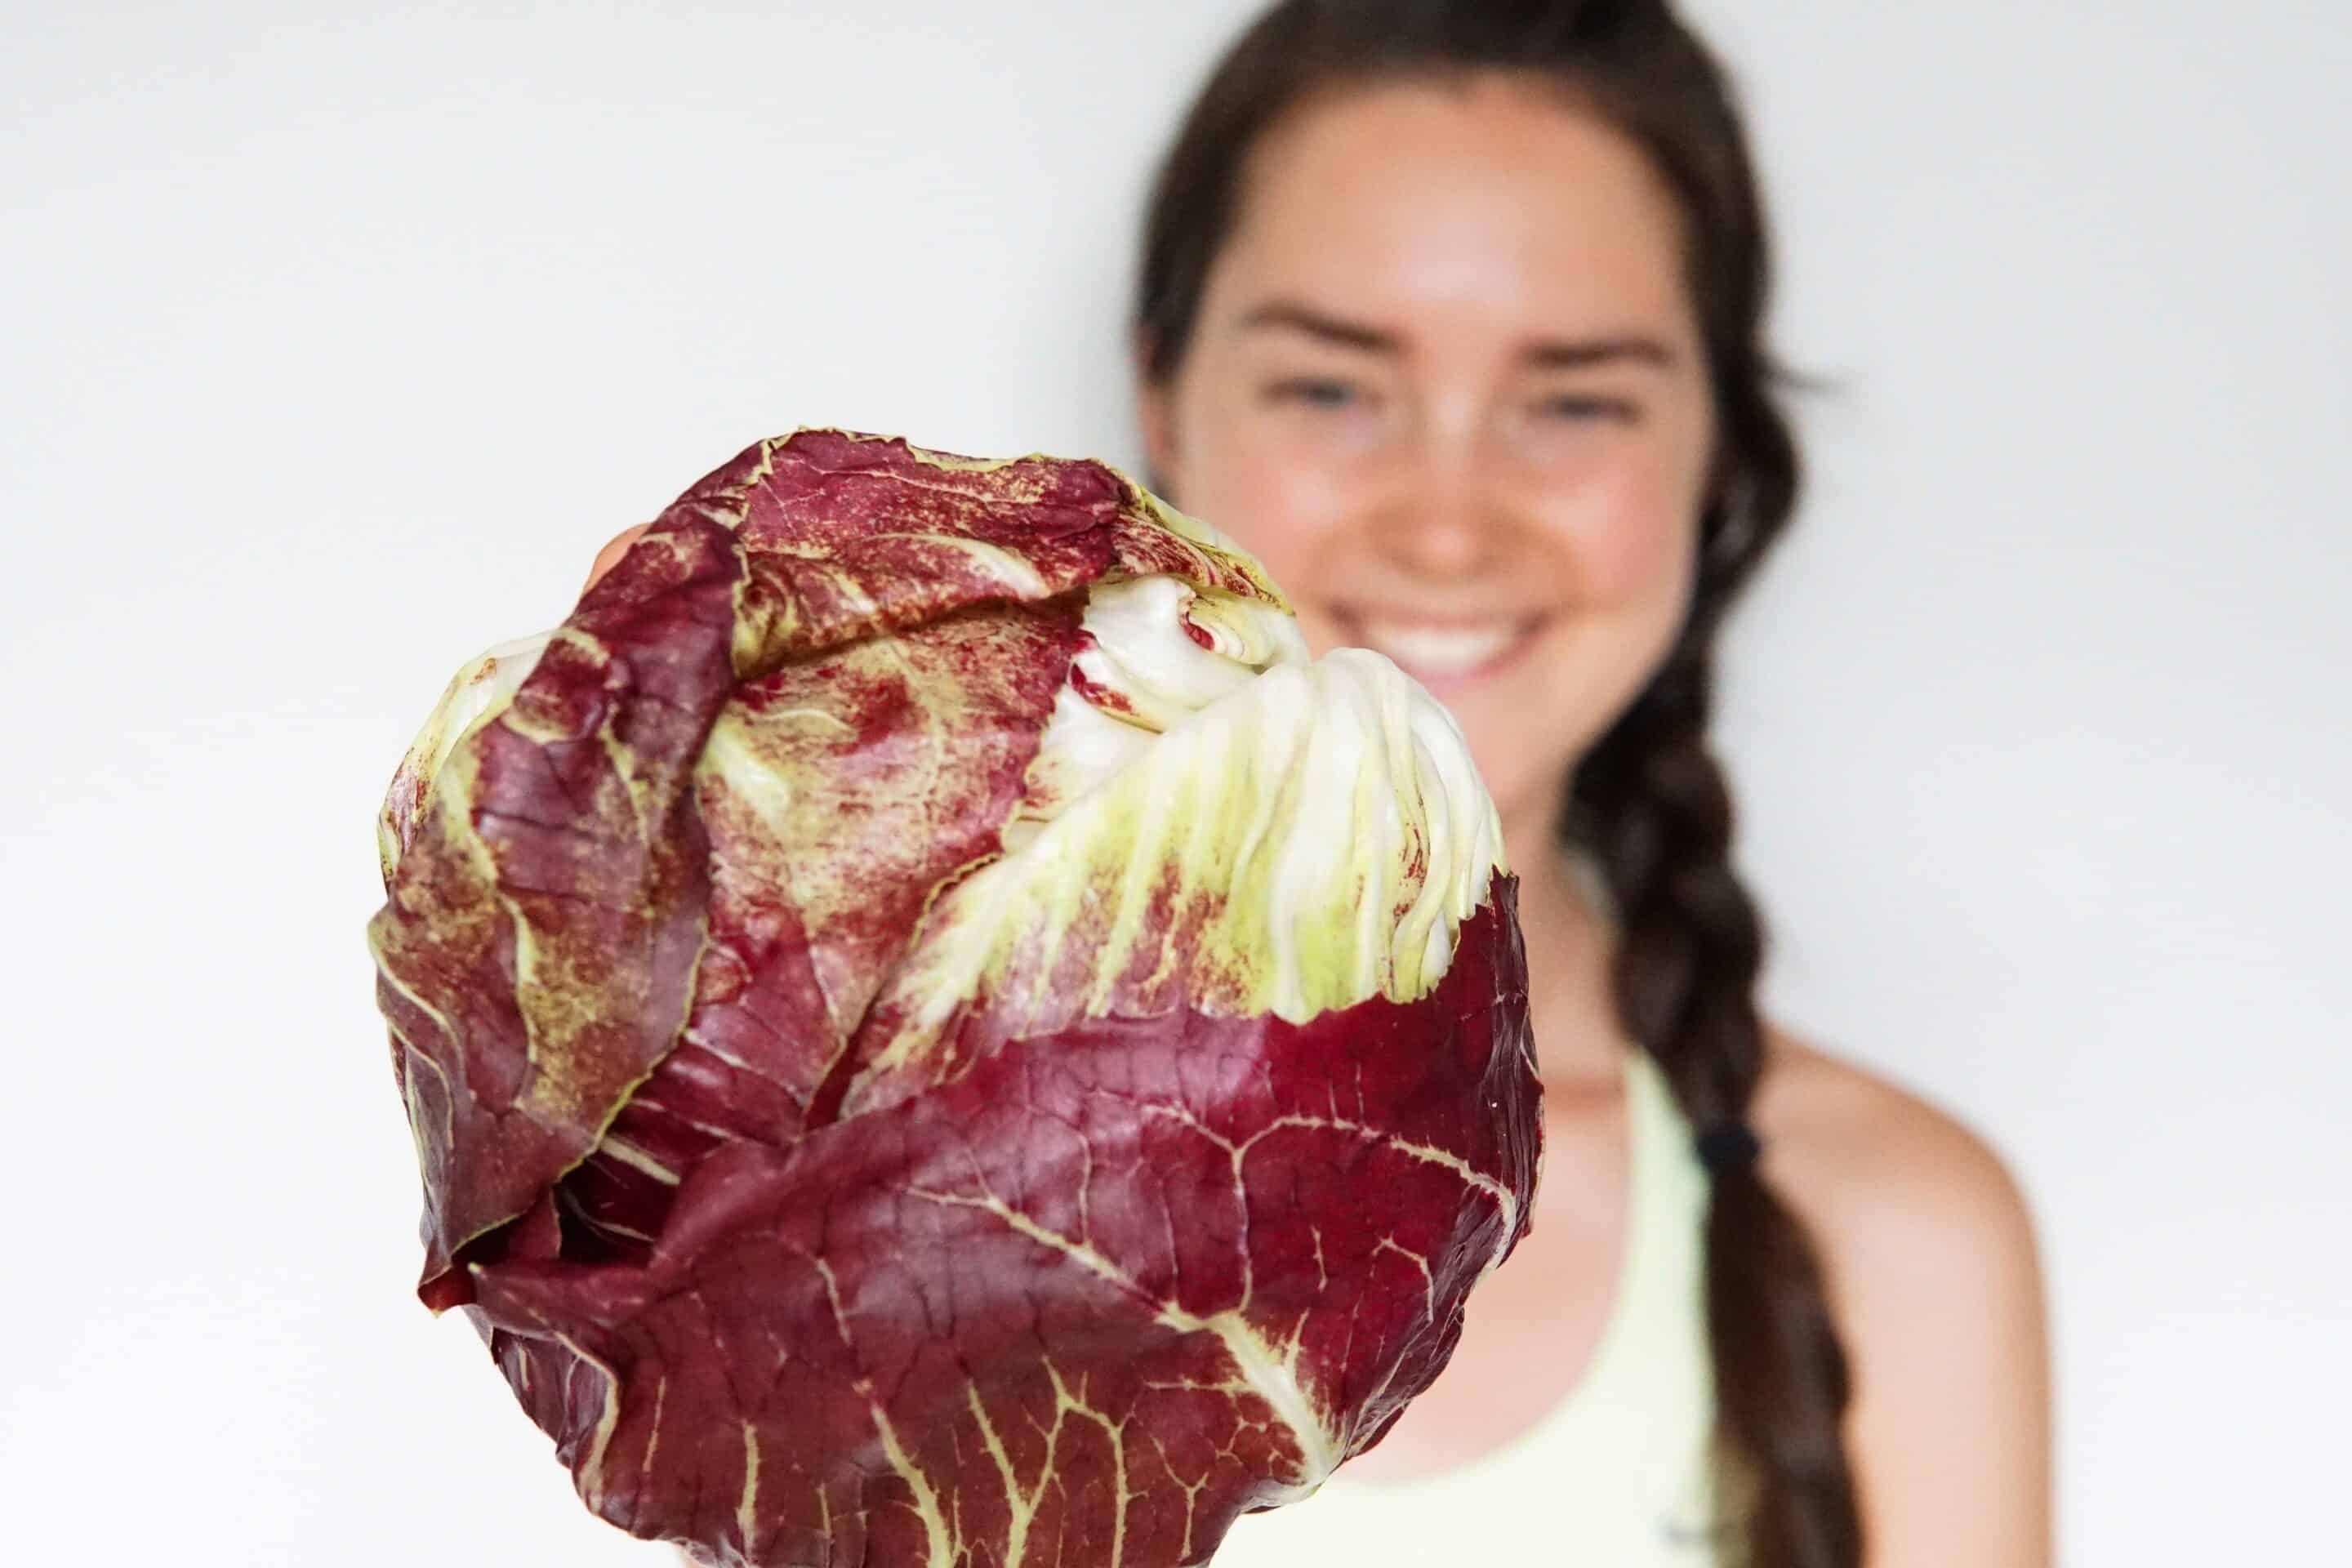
[368,430,1540,1566]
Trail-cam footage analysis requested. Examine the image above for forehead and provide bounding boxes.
[1211,75,1695,341]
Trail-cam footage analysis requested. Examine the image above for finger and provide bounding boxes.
[583,524,653,593]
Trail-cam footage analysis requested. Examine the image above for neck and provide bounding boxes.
[1502,807,1626,1091]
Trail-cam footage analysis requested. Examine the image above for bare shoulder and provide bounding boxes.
[1753,1030,2053,1565]
[1752,1030,2038,1289]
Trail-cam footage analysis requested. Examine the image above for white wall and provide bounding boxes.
[3,3,2342,1563]
[1691,4,2352,1561]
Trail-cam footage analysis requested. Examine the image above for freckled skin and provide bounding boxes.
[1140,79,1716,838]
[371,430,1539,1567]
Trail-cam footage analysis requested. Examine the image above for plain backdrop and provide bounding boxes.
[5,2,2345,1562]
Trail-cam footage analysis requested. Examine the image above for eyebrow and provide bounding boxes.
[1521,335,1677,371]
[1235,298,1678,370]
[1236,301,1401,354]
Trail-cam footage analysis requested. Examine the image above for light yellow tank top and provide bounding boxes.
[1208,1048,1731,1566]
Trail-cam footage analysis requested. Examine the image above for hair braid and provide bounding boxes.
[1573,651,1860,1567]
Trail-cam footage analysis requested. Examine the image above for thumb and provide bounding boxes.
[583,523,653,593]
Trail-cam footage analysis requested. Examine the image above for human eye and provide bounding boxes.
[1533,391,1641,424]
[1263,376,1368,411]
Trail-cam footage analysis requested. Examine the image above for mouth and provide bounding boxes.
[1333,608,1549,688]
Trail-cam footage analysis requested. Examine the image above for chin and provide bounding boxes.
[1442,704,1587,833]
[1464,742,1575,840]
[1294,608,1631,832]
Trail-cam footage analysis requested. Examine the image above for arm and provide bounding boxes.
[1763,1046,2053,1567]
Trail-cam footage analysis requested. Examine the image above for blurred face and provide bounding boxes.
[1141,76,1715,839]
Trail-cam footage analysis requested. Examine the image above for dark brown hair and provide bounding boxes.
[1134,4,1855,1565]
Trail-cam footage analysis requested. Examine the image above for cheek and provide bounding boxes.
[1553,454,1702,622]
[1465,452,1703,812]
[1169,403,1354,627]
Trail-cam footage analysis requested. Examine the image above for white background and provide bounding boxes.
[5,2,2345,1562]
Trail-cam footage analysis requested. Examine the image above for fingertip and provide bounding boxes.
[584,523,653,592]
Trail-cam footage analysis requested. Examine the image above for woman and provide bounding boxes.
[590,7,2048,1564]
[1124,3,2047,1566]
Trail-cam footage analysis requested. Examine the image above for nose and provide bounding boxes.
[1370,426,1512,580]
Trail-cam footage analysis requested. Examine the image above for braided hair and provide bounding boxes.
[1134,4,1858,1564]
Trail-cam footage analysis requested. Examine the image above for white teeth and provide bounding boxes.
[1356,620,1527,678]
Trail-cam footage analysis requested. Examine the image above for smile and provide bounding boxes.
[1341,612,1549,686]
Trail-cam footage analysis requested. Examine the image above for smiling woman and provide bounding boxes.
[1126,3,2051,1567]
[578,7,2050,1565]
